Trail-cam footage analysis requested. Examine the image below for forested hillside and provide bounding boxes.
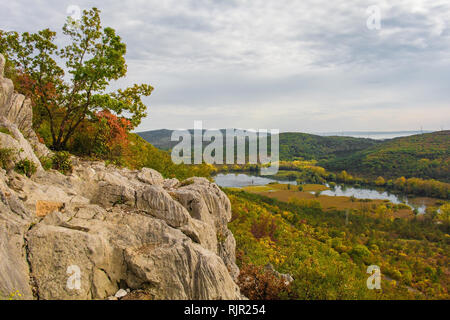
[279,133,380,161]
[323,131,450,181]
[138,130,381,159]
[227,190,449,299]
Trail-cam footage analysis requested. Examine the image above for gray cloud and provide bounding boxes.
[1,0,449,132]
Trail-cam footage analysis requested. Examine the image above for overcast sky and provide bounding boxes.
[1,0,449,133]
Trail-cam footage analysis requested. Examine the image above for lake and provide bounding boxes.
[214,173,428,214]
[214,173,297,188]
[319,184,427,214]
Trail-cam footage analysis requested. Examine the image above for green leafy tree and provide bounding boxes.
[0,7,153,150]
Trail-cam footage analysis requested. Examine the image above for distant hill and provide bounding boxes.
[323,131,450,181]
[137,129,176,150]
[317,130,433,140]
[138,129,265,152]
[279,132,380,161]
[137,129,381,160]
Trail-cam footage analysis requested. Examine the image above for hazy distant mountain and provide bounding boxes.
[317,130,434,140]
[138,129,176,150]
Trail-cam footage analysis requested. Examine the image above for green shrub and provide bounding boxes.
[39,156,53,170]
[51,151,72,175]
[36,122,53,146]
[349,244,371,263]
[15,159,37,177]
[0,127,12,135]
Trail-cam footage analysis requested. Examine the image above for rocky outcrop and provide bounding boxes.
[0,54,51,162]
[0,117,43,170]
[0,53,240,300]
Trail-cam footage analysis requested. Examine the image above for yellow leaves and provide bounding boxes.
[437,203,450,224]
[375,176,386,186]
[338,170,353,182]
[5,289,22,300]
[282,211,293,220]
[394,176,407,187]
[375,204,394,218]
[259,237,276,249]
[258,237,287,265]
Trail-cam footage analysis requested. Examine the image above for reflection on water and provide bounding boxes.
[318,185,427,214]
[214,173,297,188]
[214,173,428,214]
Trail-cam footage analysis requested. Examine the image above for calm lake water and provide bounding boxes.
[214,173,428,214]
[214,173,297,188]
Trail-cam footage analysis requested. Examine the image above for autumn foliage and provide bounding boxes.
[250,213,277,241]
[96,110,132,151]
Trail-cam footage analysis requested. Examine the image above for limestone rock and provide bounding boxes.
[173,178,238,280]
[136,185,191,228]
[163,178,179,189]
[0,53,50,159]
[114,289,128,298]
[25,206,240,300]
[0,175,33,299]
[0,117,42,171]
[2,160,242,300]
[137,167,164,185]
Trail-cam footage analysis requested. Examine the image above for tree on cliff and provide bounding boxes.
[0,7,153,150]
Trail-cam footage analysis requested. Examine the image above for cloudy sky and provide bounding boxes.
[1,0,449,133]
